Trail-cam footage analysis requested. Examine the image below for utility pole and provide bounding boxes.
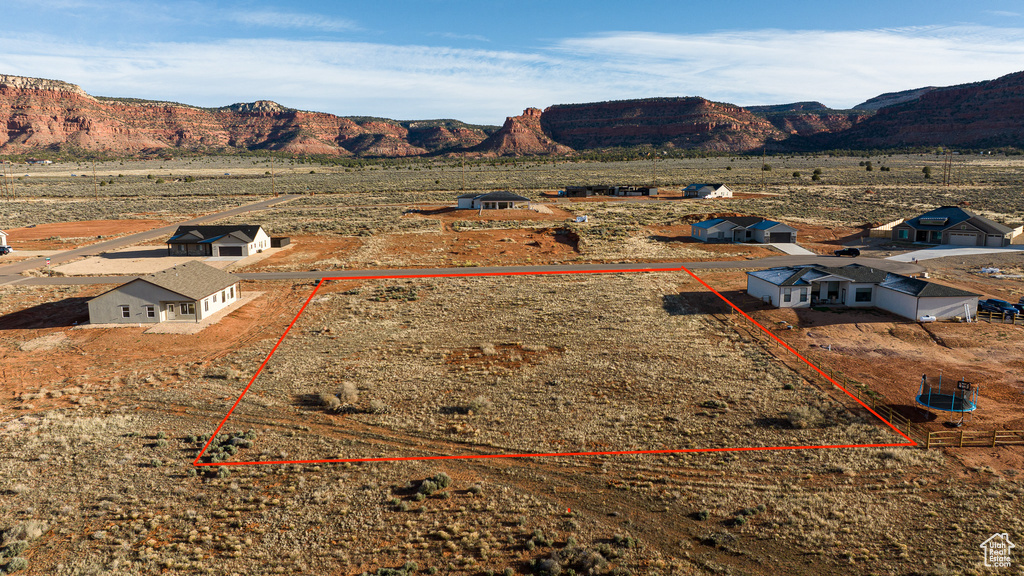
[271,155,277,197]
[92,160,98,200]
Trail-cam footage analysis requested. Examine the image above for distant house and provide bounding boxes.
[691,216,796,243]
[563,185,657,197]
[746,263,978,320]
[683,183,733,199]
[166,225,271,257]
[456,191,531,210]
[88,261,242,325]
[0,229,7,246]
[891,206,1023,247]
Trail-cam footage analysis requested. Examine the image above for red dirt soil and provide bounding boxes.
[5,219,169,249]
[0,281,310,413]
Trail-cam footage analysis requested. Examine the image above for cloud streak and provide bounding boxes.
[0,26,1023,123]
[229,10,359,32]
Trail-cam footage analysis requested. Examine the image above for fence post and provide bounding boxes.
[925,432,931,449]
[993,430,998,447]
[959,430,965,448]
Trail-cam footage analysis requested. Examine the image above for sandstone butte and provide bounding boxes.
[1,70,1023,157]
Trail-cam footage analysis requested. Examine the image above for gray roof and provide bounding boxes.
[749,263,978,298]
[903,206,1012,235]
[878,273,979,298]
[138,261,240,300]
[474,191,530,202]
[168,225,265,245]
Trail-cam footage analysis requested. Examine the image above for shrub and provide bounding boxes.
[155,178,165,184]
[761,164,772,171]
[3,557,28,572]
[467,395,492,414]
[0,541,28,558]
[339,381,359,404]
[693,509,710,521]
[811,174,821,181]
[786,406,823,429]
[318,393,341,411]
[792,171,801,178]
[369,399,388,414]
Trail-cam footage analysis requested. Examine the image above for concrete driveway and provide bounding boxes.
[887,245,1024,262]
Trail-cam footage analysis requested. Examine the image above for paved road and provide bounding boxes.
[887,245,1024,262]
[6,256,925,286]
[0,194,301,284]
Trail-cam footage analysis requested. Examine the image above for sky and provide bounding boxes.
[2,1,1024,124]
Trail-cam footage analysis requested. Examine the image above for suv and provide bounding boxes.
[980,298,1019,315]
[834,247,860,257]
[0,246,11,256]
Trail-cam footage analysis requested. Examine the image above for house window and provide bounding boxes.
[855,288,872,302]
[229,286,234,299]
[221,290,226,301]
[783,289,792,303]
[897,229,908,240]
[204,299,209,312]
[799,289,808,303]
[120,305,130,318]
[145,306,155,318]
[180,302,195,315]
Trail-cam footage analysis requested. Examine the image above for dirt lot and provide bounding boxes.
[5,219,169,250]
[4,154,1024,576]
[1,274,1020,576]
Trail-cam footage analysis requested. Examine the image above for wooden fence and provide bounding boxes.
[868,218,905,238]
[718,308,1021,450]
[976,310,1024,324]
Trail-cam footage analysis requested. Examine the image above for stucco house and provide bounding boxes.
[88,261,242,324]
[456,191,531,210]
[890,206,1023,247]
[746,263,978,320]
[691,216,797,243]
[683,183,733,199]
[166,225,271,257]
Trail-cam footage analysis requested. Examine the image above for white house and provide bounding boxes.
[88,261,242,324]
[166,225,271,258]
[691,216,797,243]
[0,229,7,246]
[746,263,978,320]
[683,183,733,199]
[456,191,531,210]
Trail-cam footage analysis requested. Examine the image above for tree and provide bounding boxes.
[922,166,933,178]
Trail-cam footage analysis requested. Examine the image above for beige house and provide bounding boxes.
[88,261,241,324]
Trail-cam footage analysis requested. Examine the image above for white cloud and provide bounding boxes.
[986,10,1021,18]
[553,27,1024,108]
[229,10,359,32]
[1,25,1023,123]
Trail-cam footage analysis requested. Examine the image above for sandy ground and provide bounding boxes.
[51,245,291,275]
[4,219,170,250]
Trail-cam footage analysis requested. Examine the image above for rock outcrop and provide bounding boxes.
[471,108,573,156]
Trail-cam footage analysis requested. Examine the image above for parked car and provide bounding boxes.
[980,298,1019,315]
[0,246,11,256]
[834,247,860,257]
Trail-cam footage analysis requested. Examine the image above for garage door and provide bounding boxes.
[947,233,976,246]
[769,232,792,243]
[218,246,243,257]
[987,235,1004,247]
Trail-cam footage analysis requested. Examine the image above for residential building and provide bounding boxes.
[456,191,531,210]
[746,263,978,320]
[890,206,1023,247]
[683,183,733,198]
[166,225,271,257]
[691,216,796,243]
[88,261,242,324]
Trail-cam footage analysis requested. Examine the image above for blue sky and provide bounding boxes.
[2,1,1024,123]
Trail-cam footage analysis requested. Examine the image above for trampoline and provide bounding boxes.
[916,374,978,426]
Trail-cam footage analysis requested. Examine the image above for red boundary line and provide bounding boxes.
[194,266,914,467]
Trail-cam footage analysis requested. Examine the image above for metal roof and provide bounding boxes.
[750,263,978,298]
[473,191,530,202]
[878,274,979,298]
